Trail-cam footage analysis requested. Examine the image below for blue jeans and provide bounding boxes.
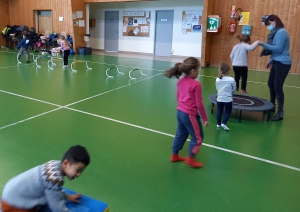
[172,110,204,157]
[216,101,232,125]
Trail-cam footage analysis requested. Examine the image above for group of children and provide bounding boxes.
[164,35,260,168]
[0,34,259,211]
[17,33,71,68]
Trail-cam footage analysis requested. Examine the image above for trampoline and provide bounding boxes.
[208,94,274,122]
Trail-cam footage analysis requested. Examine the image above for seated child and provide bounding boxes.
[1,145,90,212]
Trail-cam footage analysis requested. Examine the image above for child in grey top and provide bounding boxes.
[1,145,90,212]
[230,35,260,93]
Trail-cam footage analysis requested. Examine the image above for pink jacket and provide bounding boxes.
[177,75,208,122]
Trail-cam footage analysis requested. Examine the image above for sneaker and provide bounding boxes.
[185,156,203,168]
[221,123,230,131]
[170,154,186,162]
[63,65,68,68]
[242,90,248,94]
[217,124,221,128]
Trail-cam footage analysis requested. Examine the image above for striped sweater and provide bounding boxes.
[1,160,70,212]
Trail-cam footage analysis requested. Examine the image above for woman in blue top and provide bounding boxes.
[259,15,292,121]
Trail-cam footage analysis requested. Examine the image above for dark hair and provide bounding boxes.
[62,145,90,166]
[164,57,200,79]
[218,63,230,79]
[264,15,284,28]
[237,35,250,43]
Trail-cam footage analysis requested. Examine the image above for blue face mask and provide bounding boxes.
[267,25,275,31]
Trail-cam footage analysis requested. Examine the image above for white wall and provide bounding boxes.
[89,0,203,57]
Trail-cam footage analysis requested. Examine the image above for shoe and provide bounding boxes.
[63,65,68,68]
[221,123,230,131]
[217,124,221,128]
[185,156,203,168]
[270,111,284,121]
[241,90,248,93]
[170,154,185,162]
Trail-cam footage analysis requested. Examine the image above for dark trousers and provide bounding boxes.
[268,61,291,112]
[63,50,70,65]
[172,110,204,157]
[216,101,232,125]
[233,66,248,90]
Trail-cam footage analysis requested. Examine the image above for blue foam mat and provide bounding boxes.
[0,188,108,212]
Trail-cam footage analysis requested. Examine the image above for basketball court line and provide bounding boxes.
[64,107,300,172]
[65,73,162,107]
[199,75,300,89]
[0,108,63,131]
[0,89,61,107]
[0,83,299,172]
[0,72,162,129]
[0,53,299,171]
[1,51,298,88]
[87,61,164,72]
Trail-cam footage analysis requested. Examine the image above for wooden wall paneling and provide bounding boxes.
[256,0,268,71]
[71,0,87,53]
[295,2,300,73]
[38,16,52,34]
[200,0,215,67]
[85,0,148,2]
[8,0,73,37]
[202,0,300,74]
[0,0,10,46]
[288,0,299,73]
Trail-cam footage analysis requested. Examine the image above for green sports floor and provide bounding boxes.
[0,50,299,212]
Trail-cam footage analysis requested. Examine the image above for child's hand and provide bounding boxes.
[204,121,209,127]
[67,194,81,203]
[257,40,262,45]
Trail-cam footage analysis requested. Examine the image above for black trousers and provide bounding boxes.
[268,61,291,112]
[63,50,70,65]
[233,66,248,90]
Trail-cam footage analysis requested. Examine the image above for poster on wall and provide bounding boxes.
[123,11,151,37]
[239,12,250,25]
[182,10,202,34]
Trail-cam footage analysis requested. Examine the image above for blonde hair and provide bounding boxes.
[164,57,200,79]
[218,63,230,79]
[61,35,71,47]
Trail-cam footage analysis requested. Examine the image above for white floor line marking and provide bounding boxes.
[0,61,48,70]
[0,90,61,107]
[0,59,299,171]
[87,61,164,71]
[66,107,300,172]
[0,108,62,130]
[199,75,300,89]
[0,72,162,130]
[65,73,162,107]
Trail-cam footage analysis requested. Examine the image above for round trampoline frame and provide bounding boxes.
[208,94,274,122]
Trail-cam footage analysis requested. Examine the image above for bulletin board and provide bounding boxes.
[123,11,151,37]
[181,10,202,34]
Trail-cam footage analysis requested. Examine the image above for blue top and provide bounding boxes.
[17,38,33,49]
[261,28,292,65]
